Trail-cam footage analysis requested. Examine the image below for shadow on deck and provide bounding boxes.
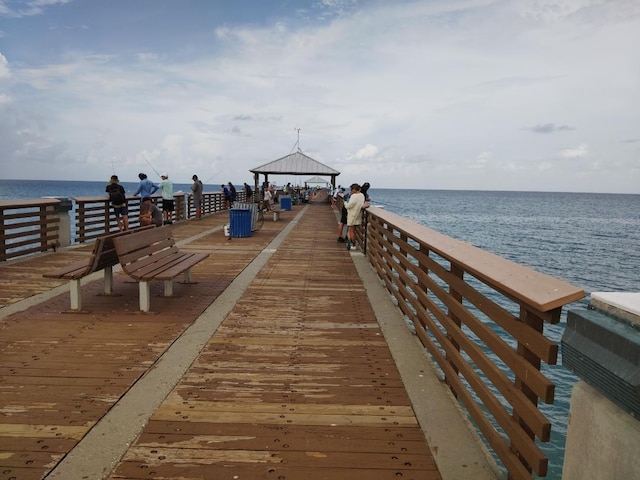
[0,205,494,480]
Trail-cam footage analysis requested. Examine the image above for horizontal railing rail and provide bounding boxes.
[362,206,585,480]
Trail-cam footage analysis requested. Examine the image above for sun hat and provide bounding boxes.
[161,173,168,178]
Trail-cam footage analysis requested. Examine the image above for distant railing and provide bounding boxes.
[0,199,63,262]
[0,191,247,260]
[361,206,585,480]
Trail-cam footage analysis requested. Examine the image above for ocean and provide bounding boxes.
[2,179,640,479]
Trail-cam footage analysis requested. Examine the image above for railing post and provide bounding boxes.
[51,197,72,249]
[447,264,464,387]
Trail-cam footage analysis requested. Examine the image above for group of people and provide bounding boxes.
[105,172,205,231]
[106,174,369,248]
[332,182,370,251]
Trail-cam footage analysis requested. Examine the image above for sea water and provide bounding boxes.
[2,180,640,478]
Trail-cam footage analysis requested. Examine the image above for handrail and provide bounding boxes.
[362,206,584,480]
[0,199,62,261]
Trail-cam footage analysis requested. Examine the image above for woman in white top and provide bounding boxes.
[344,183,365,251]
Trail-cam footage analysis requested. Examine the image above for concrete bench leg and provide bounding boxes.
[103,265,114,295]
[273,211,280,221]
[164,280,174,297]
[70,279,81,311]
[182,269,193,284]
[139,281,151,312]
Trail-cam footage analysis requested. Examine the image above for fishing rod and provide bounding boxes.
[142,155,162,178]
[203,173,218,186]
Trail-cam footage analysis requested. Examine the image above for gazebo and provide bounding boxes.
[304,176,332,188]
[249,150,340,193]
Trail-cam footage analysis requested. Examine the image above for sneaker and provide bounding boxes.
[346,239,351,251]
[337,236,345,243]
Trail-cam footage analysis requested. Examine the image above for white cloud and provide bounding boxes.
[354,144,378,160]
[0,53,10,78]
[560,144,589,159]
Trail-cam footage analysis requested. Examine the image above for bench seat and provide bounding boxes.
[113,227,209,312]
[43,227,151,311]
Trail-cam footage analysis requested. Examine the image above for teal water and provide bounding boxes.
[3,180,640,478]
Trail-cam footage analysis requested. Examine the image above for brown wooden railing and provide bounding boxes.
[0,191,248,258]
[0,199,63,262]
[74,191,245,243]
[361,206,585,480]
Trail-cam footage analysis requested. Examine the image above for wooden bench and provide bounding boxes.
[43,227,152,311]
[113,227,209,312]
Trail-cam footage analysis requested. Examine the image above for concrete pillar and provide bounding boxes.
[562,292,640,480]
[52,197,72,248]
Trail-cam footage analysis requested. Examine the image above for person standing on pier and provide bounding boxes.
[222,184,232,209]
[263,184,275,211]
[331,186,347,242]
[361,182,371,202]
[228,182,237,204]
[243,182,253,202]
[134,173,159,199]
[158,173,174,224]
[191,175,203,219]
[344,183,365,251]
[106,175,129,231]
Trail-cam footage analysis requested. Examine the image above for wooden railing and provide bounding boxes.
[0,191,248,259]
[0,199,63,262]
[74,191,245,243]
[361,206,585,480]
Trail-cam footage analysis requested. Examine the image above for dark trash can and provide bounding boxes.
[229,208,252,238]
[280,195,292,211]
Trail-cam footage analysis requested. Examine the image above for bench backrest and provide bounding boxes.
[113,227,180,274]
[89,226,155,273]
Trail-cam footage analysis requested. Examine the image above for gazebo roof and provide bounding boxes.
[250,150,340,176]
[305,176,331,184]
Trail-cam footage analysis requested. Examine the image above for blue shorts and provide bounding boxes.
[113,205,128,216]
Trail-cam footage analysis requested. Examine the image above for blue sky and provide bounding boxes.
[1,0,639,193]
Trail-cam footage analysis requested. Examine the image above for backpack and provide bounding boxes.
[107,184,125,205]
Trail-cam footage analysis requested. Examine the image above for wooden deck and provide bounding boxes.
[0,205,442,480]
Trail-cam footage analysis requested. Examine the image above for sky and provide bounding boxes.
[0,0,639,193]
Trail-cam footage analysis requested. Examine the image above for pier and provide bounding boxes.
[0,198,595,479]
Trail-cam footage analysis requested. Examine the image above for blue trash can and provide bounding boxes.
[280,195,292,211]
[229,208,252,237]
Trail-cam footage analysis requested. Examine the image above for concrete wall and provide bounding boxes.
[562,292,640,480]
[563,381,640,479]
